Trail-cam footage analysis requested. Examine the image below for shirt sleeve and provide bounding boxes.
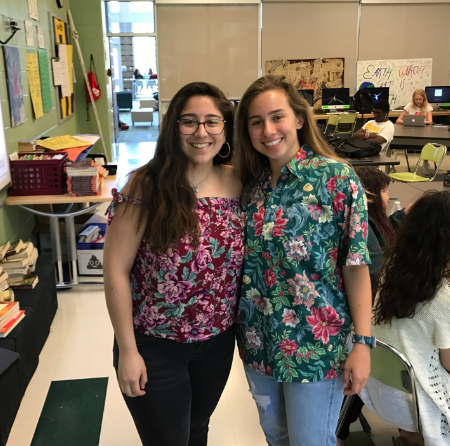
[366,223,383,290]
[426,104,433,113]
[377,122,395,145]
[335,167,371,267]
[106,188,142,225]
[403,103,412,114]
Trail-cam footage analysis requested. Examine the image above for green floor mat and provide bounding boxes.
[31,377,108,446]
[346,431,377,446]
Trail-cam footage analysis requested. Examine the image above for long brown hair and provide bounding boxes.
[374,192,450,324]
[354,167,394,242]
[234,75,345,187]
[126,82,234,252]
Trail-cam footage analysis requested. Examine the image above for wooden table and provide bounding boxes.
[5,175,120,288]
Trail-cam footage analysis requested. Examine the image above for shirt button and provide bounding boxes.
[271,205,275,209]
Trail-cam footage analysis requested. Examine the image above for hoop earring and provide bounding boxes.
[218,142,231,159]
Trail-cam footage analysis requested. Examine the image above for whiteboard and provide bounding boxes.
[356,58,432,108]
[0,88,12,193]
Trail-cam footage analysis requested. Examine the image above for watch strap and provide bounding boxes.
[352,334,376,349]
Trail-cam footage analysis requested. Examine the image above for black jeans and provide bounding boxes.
[113,326,235,446]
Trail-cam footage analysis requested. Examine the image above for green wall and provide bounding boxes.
[0,0,111,244]
[71,0,113,162]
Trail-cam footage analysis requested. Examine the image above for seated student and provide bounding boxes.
[368,191,450,446]
[353,99,395,152]
[336,166,411,445]
[396,89,433,125]
[133,69,144,79]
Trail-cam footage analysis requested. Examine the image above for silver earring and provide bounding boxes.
[218,142,231,159]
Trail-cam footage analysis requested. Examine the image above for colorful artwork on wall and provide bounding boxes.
[3,46,26,127]
[265,58,345,108]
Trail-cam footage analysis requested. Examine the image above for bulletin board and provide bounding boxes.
[356,58,432,108]
[51,16,74,122]
[265,58,345,108]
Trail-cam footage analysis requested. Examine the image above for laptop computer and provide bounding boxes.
[403,114,425,127]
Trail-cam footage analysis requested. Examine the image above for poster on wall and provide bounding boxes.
[25,51,44,119]
[3,46,26,127]
[265,58,345,107]
[0,84,12,193]
[356,58,432,108]
[37,49,53,112]
[52,15,74,121]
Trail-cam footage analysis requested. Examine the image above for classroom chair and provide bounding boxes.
[324,114,340,137]
[334,113,358,136]
[357,339,421,436]
[389,142,446,182]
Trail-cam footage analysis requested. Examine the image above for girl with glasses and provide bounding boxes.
[104,82,244,446]
[234,75,372,446]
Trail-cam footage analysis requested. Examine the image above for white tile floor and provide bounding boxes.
[8,141,446,446]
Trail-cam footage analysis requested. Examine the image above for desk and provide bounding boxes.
[391,123,450,147]
[347,155,400,174]
[5,175,119,288]
[314,110,450,122]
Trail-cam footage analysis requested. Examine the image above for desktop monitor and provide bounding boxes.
[425,86,450,107]
[364,87,389,103]
[321,88,350,111]
[297,89,314,107]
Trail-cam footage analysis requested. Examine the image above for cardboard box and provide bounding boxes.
[76,224,106,276]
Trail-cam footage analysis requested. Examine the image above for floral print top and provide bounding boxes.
[235,147,370,382]
[108,189,245,343]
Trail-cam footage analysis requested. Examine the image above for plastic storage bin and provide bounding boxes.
[9,152,67,196]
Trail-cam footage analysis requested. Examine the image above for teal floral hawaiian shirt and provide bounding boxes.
[236,146,370,383]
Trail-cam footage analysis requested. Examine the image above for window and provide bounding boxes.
[105,1,155,34]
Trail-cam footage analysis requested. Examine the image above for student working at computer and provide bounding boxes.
[396,89,433,125]
[353,99,395,151]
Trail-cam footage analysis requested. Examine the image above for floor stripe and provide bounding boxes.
[31,377,108,446]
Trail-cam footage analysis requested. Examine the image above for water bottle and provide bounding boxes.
[390,200,402,215]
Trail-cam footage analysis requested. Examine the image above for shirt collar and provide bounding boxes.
[284,145,316,180]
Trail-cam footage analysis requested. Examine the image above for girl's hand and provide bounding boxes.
[342,344,370,396]
[118,350,148,397]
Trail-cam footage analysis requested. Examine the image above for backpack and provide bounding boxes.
[353,89,374,114]
[337,138,382,158]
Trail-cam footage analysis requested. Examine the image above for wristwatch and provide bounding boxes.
[352,334,376,349]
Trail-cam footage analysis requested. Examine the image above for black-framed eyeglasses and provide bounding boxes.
[177,118,226,135]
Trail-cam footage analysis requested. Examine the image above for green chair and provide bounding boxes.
[389,142,447,182]
[335,113,358,136]
[337,339,421,437]
[365,339,421,433]
[324,114,340,137]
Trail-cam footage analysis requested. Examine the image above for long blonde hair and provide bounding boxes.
[412,89,429,115]
[234,75,344,187]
